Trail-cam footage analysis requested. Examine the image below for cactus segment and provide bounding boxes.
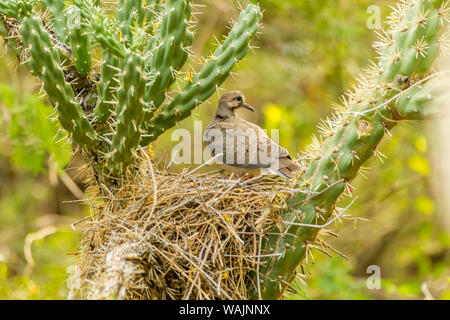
[140,3,262,145]
[69,27,92,75]
[143,0,192,122]
[379,1,446,83]
[68,4,92,76]
[117,0,143,46]
[396,77,445,120]
[21,15,98,147]
[107,51,147,172]
[42,0,67,41]
[94,51,119,123]
[1,1,263,174]
[0,2,19,18]
[173,29,194,72]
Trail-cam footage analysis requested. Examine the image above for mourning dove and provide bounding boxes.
[204,91,301,179]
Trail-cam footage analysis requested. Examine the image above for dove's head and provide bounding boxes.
[216,91,255,118]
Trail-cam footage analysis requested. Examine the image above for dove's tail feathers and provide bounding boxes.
[277,168,294,179]
[279,157,302,178]
[263,168,292,179]
[264,158,301,179]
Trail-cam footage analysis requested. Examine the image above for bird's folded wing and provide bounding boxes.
[226,120,285,169]
[204,117,297,169]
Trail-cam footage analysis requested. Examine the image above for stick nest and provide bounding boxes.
[68,158,295,300]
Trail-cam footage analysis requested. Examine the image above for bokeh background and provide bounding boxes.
[0,0,449,299]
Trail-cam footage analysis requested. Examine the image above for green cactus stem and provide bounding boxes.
[94,51,119,123]
[117,0,144,47]
[0,0,34,19]
[42,0,67,42]
[73,0,125,58]
[396,74,447,120]
[143,0,192,121]
[21,15,98,148]
[107,51,147,172]
[68,5,92,76]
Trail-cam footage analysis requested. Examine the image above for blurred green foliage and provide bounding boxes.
[0,85,71,174]
[0,229,79,299]
[0,50,82,299]
[0,0,448,299]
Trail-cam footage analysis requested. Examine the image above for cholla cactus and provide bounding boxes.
[0,0,263,175]
[255,0,449,299]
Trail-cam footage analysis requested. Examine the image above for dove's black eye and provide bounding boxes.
[235,96,243,102]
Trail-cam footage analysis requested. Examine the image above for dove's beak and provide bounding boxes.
[240,103,255,112]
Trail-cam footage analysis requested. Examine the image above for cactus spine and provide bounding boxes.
[0,0,262,177]
[254,0,449,299]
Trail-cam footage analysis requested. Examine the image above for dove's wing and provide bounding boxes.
[243,120,301,178]
[204,118,269,168]
[204,116,301,178]
[225,118,286,169]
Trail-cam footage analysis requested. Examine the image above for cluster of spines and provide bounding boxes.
[255,0,449,300]
[107,51,147,172]
[21,14,98,148]
[378,0,444,82]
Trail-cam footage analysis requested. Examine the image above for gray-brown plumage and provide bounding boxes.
[204,91,301,179]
